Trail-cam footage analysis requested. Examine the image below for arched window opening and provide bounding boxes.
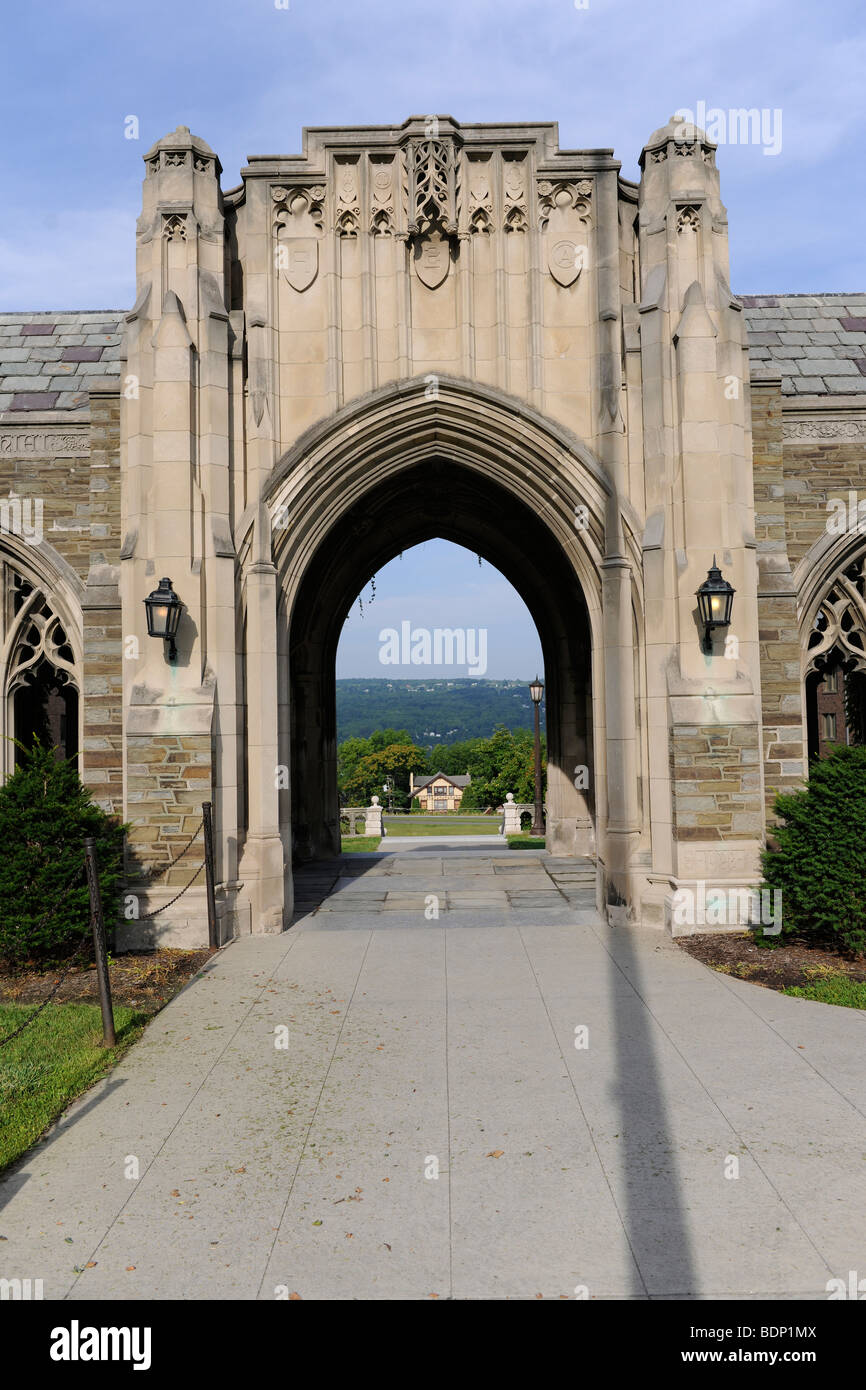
[805,555,866,761]
[3,570,80,767]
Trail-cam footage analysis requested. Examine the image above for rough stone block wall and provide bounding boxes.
[3,436,92,578]
[783,440,866,568]
[87,389,121,564]
[751,380,805,818]
[670,724,762,840]
[79,389,124,815]
[125,733,213,887]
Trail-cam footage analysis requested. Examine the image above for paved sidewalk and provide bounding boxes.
[1,845,865,1300]
[292,847,600,927]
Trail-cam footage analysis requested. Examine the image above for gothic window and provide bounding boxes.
[1,566,80,770]
[805,554,866,760]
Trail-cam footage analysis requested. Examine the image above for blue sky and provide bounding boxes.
[336,543,544,680]
[1,0,863,307]
[1,0,863,676]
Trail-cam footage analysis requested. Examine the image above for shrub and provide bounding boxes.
[760,744,866,954]
[0,741,126,965]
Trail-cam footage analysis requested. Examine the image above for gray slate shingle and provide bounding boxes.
[741,294,866,396]
[0,311,123,414]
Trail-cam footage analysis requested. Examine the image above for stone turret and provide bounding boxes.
[635,117,764,925]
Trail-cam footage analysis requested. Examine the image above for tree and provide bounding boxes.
[457,726,544,809]
[343,742,430,809]
[760,744,866,954]
[0,741,127,965]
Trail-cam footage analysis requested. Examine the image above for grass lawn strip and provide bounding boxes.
[0,947,214,1172]
[678,931,866,1008]
[0,1002,147,1171]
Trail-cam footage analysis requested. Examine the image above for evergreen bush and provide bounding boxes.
[761,744,866,954]
[0,741,126,965]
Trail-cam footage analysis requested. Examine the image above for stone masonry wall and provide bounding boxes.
[783,440,866,568]
[670,724,762,840]
[751,380,806,819]
[125,733,213,889]
[79,388,124,816]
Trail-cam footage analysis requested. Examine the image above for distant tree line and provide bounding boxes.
[338,725,545,810]
[336,678,546,746]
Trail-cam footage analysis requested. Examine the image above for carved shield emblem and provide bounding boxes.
[548,238,584,288]
[414,231,450,289]
[282,238,318,292]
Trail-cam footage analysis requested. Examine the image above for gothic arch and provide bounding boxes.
[796,530,866,677]
[256,375,643,625]
[0,540,84,775]
[796,532,866,757]
[234,377,645,885]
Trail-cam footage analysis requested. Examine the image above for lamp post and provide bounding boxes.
[696,557,735,654]
[529,676,544,837]
[143,576,183,661]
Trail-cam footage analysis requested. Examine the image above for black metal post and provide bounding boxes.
[83,836,116,1047]
[531,700,544,838]
[202,800,219,949]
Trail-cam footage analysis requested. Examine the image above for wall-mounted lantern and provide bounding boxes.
[696,557,735,653]
[143,576,183,661]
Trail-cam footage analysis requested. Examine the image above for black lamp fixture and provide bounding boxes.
[696,557,735,653]
[529,676,545,837]
[143,576,183,661]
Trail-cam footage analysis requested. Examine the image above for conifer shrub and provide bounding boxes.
[0,741,126,965]
[760,744,866,955]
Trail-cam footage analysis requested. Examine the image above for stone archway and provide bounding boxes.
[285,457,595,864]
[238,377,644,926]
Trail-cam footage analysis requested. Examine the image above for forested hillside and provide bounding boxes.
[336,678,546,747]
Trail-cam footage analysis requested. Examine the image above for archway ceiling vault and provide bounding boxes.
[256,378,644,609]
[285,458,593,676]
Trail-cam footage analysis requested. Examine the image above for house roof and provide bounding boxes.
[414,772,471,790]
[0,311,124,415]
[740,293,866,396]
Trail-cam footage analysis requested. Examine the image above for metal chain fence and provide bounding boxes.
[0,804,217,1049]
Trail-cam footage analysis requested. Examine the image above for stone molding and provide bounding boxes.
[783,414,866,442]
[0,424,89,457]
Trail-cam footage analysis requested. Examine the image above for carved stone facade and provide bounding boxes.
[0,115,864,941]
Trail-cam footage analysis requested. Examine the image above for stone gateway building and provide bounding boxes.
[1,115,864,943]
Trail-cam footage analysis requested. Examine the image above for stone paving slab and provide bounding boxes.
[2,844,864,1300]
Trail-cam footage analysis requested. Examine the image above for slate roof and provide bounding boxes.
[740,293,866,396]
[414,772,471,790]
[0,311,124,414]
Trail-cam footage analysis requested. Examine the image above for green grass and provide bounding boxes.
[0,1002,147,1173]
[383,817,502,836]
[507,834,546,849]
[341,835,381,852]
[782,976,866,1009]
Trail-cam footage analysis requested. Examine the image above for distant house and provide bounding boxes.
[410,771,470,812]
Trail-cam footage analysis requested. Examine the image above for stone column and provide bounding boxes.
[502,793,521,834]
[119,126,244,944]
[636,117,765,931]
[365,795,384,837]
[596,165,641,917]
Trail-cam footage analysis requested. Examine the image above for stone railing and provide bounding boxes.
[339,807,368,835]
[501,794,546,834]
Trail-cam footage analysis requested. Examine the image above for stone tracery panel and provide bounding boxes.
[4,572,78,696]
[805,553,866,676]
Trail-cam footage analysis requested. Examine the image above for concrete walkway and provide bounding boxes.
[1,842,865,1299]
